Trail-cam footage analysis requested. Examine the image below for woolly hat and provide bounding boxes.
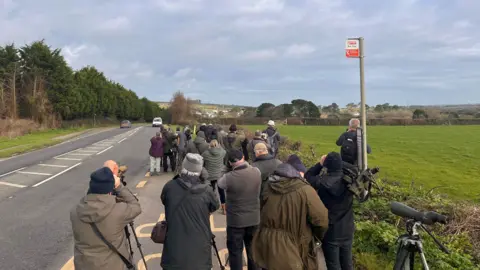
[227,149,243,163]
[286,154,307,173]
[268,120,275,126]
[324,152,343,172]
[88,167,115,194]
[254,130,262,137]
[181,153,204,176]
[229,124,237,132]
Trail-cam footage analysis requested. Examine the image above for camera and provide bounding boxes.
[118,165,128,186]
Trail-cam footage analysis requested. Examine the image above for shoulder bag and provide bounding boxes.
[90,223,135,269]
[151,190,189,244]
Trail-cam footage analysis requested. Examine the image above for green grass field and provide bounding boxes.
[246,125,480,200]
[0,128,89,158]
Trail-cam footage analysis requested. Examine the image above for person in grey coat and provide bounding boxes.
[70,160,142,270]
[202,139,227,214]
[251,142,282,197]
[161,154,220,270]
[194,131,209,155]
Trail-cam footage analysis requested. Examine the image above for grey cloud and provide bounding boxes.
[1,0,479,106]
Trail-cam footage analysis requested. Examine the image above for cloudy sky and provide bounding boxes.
[1,0,479,107]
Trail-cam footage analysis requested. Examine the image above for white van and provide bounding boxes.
[152,117,163,127]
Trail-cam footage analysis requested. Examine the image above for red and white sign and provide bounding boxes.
[345,39,359,58]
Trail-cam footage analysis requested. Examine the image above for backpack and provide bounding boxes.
[225,132,237,151]
[340,132,357,164]
[267,132,278,153]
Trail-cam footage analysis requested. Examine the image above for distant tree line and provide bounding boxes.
[0,40,163,126]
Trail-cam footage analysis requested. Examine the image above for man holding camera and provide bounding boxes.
[70,160,142,270]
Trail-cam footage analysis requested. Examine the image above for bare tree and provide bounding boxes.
[169,91,193,124]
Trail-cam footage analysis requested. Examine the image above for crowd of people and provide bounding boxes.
[70,119,371,270]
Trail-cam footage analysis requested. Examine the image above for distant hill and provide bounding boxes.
[155,101,255,110]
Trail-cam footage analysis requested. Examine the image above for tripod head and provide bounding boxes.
[390,202,450,254]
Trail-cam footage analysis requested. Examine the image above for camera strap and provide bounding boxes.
[90,223,135,269]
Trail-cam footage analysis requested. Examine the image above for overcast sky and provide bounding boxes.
[1,0,479,107]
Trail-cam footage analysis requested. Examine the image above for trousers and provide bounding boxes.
[163,152,176,172]
[149,156,161,173]
[227,225,258,270]
[210,180,226,204]
[322,239,353,270]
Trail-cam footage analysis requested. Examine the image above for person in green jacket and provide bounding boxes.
[202,140,227,214]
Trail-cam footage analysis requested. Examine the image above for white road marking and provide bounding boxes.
[38,164,68,168]
[54,148,80,159]
[118,138,127,143]
[0,181,26,188]
[17,171,52,176]
[32,162,82,187]
[68,153,91,156]
[54,157,82,161]
[75,150,97,153]
[0,167,27,178]
[96,146,113,155]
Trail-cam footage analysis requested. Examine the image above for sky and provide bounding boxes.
[1,0,480,107]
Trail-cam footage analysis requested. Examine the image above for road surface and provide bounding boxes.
[0,126,239,270]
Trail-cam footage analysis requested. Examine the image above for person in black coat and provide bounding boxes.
[160,153,220,270]
[305,152,354,270]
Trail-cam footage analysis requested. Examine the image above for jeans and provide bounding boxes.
[149,156,161,173]
[227,225,258,270]
[163,152,176,172]
[210,180,226,204]
[322,239,353,270]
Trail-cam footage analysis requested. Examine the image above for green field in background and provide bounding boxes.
[246,125,480,200]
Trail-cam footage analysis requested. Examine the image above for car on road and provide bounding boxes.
[120,120,132,128]
[152,117,163,127]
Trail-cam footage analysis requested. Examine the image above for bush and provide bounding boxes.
[274,134,480,269]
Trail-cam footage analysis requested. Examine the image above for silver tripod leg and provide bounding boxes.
[416,241,430,270]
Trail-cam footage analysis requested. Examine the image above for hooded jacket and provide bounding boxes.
[70,177,142,270]
[160,175,219,270]
[252,163,329,270]
[305,161,355,242]
[202,147,226,182]
[149,136,164,158]
[194,131,209,155]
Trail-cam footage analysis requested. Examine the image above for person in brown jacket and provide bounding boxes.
[70,160,142,270]
[252,155,329,270]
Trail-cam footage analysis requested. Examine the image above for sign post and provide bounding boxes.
[345,37,367,170]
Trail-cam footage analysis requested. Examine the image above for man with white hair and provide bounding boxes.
[336,118,372,165]
[263,120,281,157]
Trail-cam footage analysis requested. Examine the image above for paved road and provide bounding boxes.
[0,127,133,175]
[0,126,241,270]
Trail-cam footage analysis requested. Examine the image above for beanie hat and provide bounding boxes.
[268,120,275,126]
[227,149,243,163]
[324,152,343,172]
[229,124,237,132]
[286,154,307,173]
[89,167,115,194]
[254,130,261,137]
[181,153,204,176]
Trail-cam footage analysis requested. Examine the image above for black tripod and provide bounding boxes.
[211,234,226,270]
[118,172,148,270]
[391,202,449,270]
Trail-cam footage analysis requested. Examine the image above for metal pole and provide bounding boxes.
[359,37,368,170]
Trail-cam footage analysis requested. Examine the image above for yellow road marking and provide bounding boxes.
[60,256,74,270]
[144,172,150,177]
[211,215,226,232]
[135,214,164,237]
[138,253,162,270]
[136,180,147,188]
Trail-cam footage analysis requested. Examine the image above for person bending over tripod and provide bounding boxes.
[70,160,142,270]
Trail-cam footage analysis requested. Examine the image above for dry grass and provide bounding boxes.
[0,119,45,138]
